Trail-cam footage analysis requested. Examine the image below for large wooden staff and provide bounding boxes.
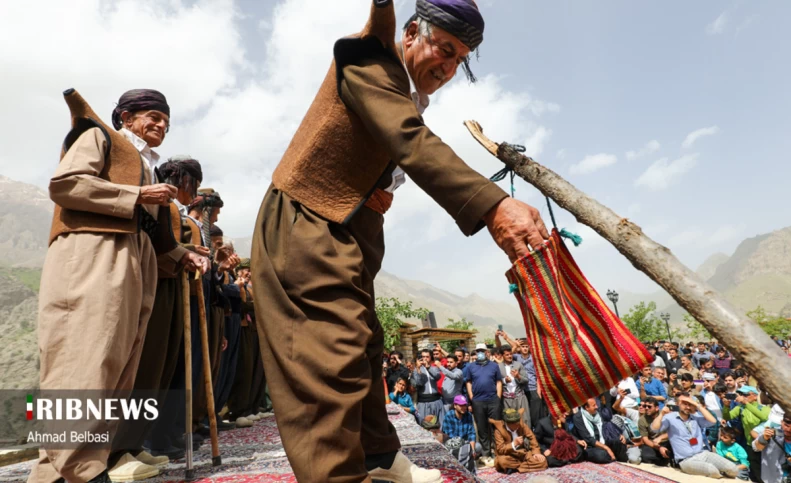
[181,270,195,481]
[195,279,222,466]
[464,120,791,413]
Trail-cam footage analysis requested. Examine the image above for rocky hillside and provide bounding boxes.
[0,176,52,267]
[0,267,40,390]
[620,227,791,324]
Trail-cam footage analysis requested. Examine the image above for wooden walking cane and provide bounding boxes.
[464,120,791,413]
[181,270,195,481]
[196,279,222,466]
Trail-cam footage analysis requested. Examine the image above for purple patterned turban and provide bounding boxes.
[111,89,170,130]
[415,0,484,51]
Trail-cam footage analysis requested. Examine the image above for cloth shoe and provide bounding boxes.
[134,450,168,468]
[107,453,159,482]
[368,451,442,483]
[235,416,253,428]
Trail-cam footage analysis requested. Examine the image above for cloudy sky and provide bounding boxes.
[1,0,789,306]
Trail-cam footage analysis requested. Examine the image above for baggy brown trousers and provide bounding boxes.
[251,187,400,483]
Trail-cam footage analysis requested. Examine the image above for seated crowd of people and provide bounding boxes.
[383,334,790,482]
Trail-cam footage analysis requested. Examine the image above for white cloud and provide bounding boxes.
[735,14,759,35]
[556,148,567,160]
[634,154,698,191]
[706,11,728,35]
[523,126,552,158]
[0,0,246,183]
[569,153,617,175]
[682,126,719,148]
[386,73,556,242]
[625,139,660,160]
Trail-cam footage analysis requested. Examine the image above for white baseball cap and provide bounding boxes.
[475,343,487,351]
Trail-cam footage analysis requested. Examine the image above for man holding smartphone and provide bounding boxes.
[752,415,791,483]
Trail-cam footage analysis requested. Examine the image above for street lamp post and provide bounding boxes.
[660,312,672,342]
[606,290,620,318]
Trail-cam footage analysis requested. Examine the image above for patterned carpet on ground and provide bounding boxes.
[0,405,474,482]
[0,406,678,483]
[476,462,679,483]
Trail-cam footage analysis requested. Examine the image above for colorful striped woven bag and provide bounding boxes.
[506,229,652,419]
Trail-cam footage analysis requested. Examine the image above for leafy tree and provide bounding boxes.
[376,297,429,352]
[439,317,477,353]
[683,313,712,341]
[446,317,475,331]
[747,306,791,339]
[622,301,669,342]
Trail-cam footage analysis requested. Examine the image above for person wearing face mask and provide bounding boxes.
[463,343,503,467]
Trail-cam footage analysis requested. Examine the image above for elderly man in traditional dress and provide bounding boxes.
[30,89,206,483]
[251,1,550,482]
[107,156,208,481]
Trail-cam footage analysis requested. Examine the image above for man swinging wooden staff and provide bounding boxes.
[251,1,551,481]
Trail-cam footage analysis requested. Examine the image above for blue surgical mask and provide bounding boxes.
[476,352,486,362]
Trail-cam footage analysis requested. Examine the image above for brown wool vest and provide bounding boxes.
[50,89,180,259]
[49,89,147,244]
[156,202,184,279]
[271,0,405,225]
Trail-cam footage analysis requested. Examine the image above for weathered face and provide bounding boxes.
[122,109,169,148]
[175,177,200,206]
[402,21,471,95]
[211,236,223,252]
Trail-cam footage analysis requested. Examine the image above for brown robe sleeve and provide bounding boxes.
[524,425,541,457]
[49,127,140,219]
[340,57,508,237]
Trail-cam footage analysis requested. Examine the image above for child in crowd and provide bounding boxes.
[715,427,750,481]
